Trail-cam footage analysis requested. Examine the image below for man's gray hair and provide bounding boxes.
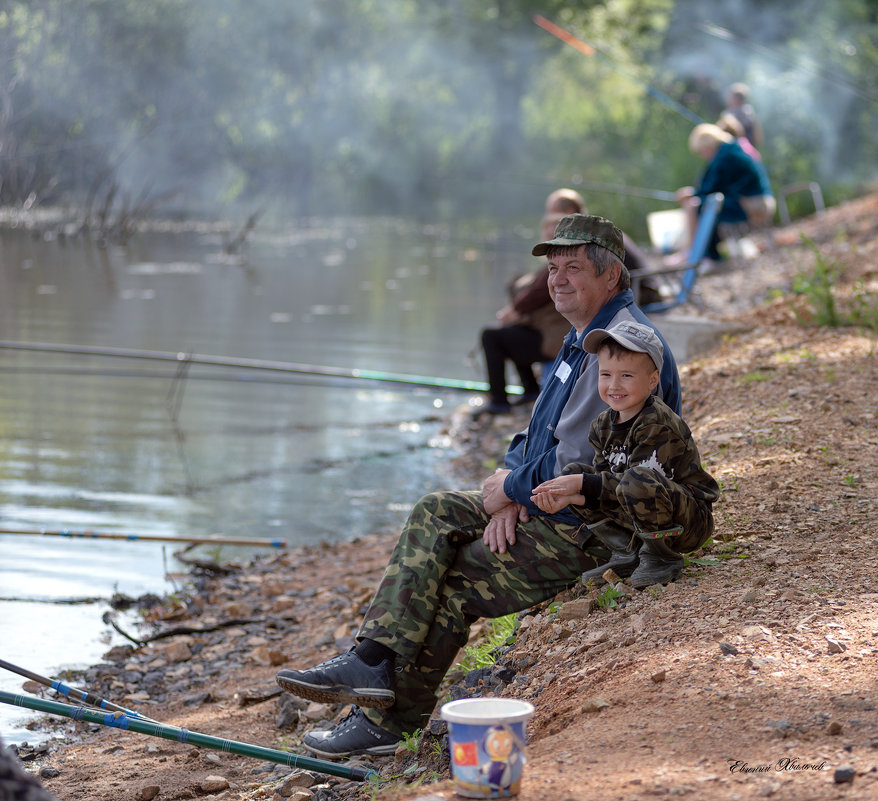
[547,243,631,292]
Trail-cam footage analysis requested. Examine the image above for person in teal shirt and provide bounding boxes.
[668,123,775,263]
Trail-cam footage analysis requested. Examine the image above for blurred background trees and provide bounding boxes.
[1,0,876,237]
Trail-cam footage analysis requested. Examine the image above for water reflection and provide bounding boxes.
[0,217,519,739]
[0,219,507,532]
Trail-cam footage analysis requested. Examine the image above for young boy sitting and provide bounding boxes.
[530,321,720,588]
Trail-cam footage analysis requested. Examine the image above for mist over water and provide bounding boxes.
[4,0,521,218]
[5,1,875,229]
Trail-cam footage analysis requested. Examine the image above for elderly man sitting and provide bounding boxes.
[275,215,683,759]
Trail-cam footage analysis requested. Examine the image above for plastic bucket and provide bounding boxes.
[646,207,687,253]
[440,698,535,798]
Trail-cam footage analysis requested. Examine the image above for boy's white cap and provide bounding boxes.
[583,321,664,373]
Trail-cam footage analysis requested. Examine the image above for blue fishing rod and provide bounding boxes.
[0,658,156,722]
[0,528,286,548]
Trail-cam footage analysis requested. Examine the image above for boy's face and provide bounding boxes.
[597,347,660,423]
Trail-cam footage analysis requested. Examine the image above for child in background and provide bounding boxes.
[530,321,720,588]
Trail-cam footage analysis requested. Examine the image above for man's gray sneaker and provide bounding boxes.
[302,706,401,758]
[275,650,395,709]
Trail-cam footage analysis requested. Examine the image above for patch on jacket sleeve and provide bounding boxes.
[636,449,670,478]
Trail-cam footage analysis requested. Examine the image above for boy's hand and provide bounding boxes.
[532,474,582,497]
[531,474,585,513]
[530,489,585,513]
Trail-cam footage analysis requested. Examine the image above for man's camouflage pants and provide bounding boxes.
[357,490,606,736]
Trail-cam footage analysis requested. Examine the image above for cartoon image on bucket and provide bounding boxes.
[440,697,535,798]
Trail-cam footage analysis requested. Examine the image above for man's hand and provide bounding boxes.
[482,469,512,515]
[483,504,529,554]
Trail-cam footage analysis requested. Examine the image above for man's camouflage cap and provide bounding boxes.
[531,213,625,262]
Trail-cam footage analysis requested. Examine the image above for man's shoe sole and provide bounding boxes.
[276,675,395,709]
[302,739,400,759]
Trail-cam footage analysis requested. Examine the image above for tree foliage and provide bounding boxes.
[0,0,876,233]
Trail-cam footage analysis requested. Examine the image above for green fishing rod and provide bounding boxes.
[0,690,377,782]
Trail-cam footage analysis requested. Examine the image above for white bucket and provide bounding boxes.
[647,207,687,253]
[440,697,535,798]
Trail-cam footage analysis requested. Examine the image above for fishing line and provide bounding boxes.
[572,181,677,202]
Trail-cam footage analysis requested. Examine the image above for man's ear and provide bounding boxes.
[606,261,622,288]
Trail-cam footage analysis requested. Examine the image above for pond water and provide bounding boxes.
[0,215,704,742]
[0,216,532,741]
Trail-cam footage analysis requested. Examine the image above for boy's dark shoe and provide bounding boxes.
[580,522,639,586]
[302,706,401,758]
[630,529,684,589]
[275,651,395,709]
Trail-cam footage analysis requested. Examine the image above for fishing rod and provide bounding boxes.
[0,690,377,782]
[0,340,499,394]
[0,658,155,722]
[534,14,705,126]
[0,528,286,548]
[532,13,595,57]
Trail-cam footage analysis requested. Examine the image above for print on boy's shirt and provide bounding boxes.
[601,445,673,479]
[604,444,628,468]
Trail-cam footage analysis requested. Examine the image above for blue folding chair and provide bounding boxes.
[632,192,724,315]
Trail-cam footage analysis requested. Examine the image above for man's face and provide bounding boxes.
[547,248,619,332]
